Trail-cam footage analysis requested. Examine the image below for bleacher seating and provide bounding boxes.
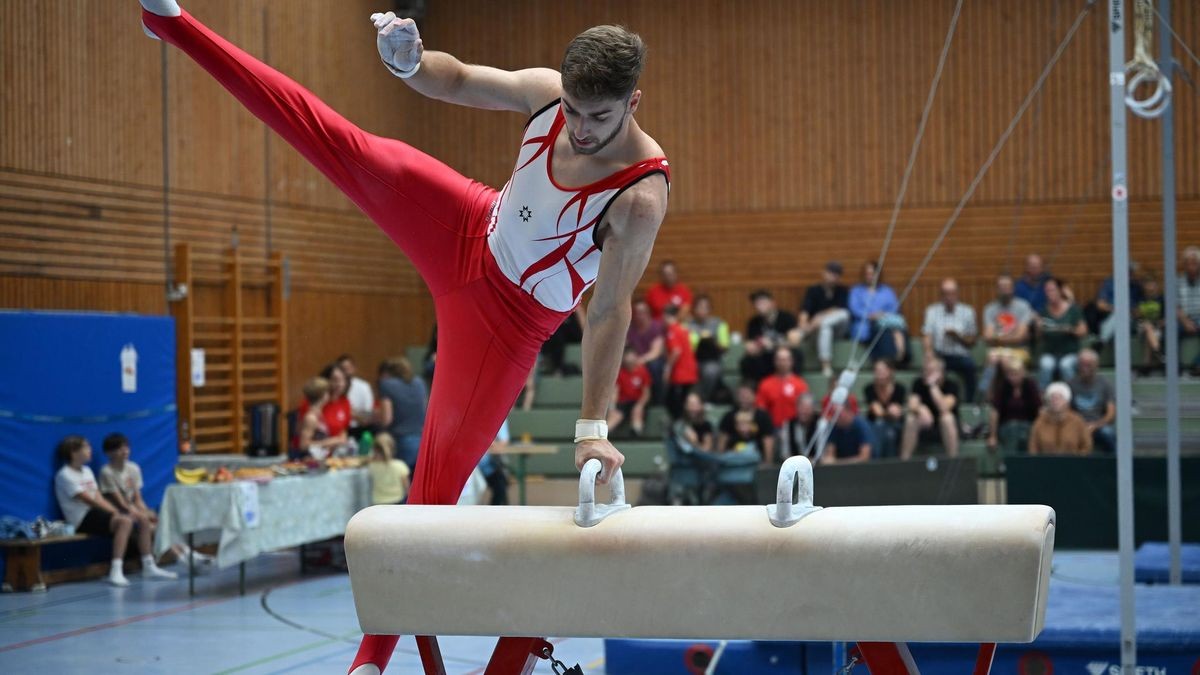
[403,330,1200,484]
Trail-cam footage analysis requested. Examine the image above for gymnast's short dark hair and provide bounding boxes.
[561,25,646,101]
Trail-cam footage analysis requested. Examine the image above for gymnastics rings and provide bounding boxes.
[1124,59,1173,119]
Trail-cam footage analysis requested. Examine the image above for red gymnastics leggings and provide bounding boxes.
[142,10,569,671]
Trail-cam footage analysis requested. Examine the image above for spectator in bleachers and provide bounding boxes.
[756,347,810,429]
[99,433,211,566]
[663,305,699,419]
[368,432,410,505]
[818,395,874,466]
[717,382,776,459]
[727,410,765,455]
[986,358,1041,455]
[672,392,714,453]
[608,347,652,437]
[375,357,427,470]
[316,363,353,439]
[1035,277,1087,389]
[1179,246,1200,375]
[742,290,801,384]
[1015,253,1052,312]
[777,393,819,463]
[922,278,979,403]
[1068,349,1116,454]
[1085,267,1145,346]
[1137,276,1166,371]
[686,294,731,403]
[55,436,177,586]
[299,376,349,459]
[645,260,694,320]
[337,354,375,431]
[901,357,960,458]
[864,359,906,458]
[980,275,1034,399]
[627,299,667,399]
[797,261,851,377]
[1029,383,1092,455]
[849,261,908,364]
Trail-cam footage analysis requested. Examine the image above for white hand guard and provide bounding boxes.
[371,11,423,79]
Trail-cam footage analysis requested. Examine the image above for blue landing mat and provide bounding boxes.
[606,575,1200,674]
[1135,542,1200,584]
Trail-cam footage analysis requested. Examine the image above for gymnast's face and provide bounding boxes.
[561,92,639,156]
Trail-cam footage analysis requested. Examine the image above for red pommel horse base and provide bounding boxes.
[345,457,1055,675]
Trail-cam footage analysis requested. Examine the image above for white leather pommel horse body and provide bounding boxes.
[345,457,1055,675]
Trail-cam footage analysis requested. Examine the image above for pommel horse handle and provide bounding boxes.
[767,455,822,527]
[574,458,630,527]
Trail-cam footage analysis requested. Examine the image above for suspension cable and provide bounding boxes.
[839,0,965,383]
[1150,3,1200,71]
[806,0,1098,461]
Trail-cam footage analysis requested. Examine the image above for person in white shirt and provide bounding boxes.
[99,433,212,565]
[922,278,979,403]
[338,354,376,428]
[55,436,177,586]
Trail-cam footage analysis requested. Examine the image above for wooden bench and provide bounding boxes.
[0,535,142,592]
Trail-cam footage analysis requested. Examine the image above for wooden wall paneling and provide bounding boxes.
[2,0,1197,388]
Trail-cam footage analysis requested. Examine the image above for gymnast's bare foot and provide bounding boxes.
[140,0,181,40]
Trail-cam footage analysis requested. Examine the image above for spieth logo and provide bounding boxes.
[1087,663,1168,675]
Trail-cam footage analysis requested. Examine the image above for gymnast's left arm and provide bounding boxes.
[576,180,669,481]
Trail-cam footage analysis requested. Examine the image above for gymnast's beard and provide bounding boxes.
[569,115,627,156]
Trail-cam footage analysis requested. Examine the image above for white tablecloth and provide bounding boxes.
[155,468,370,567]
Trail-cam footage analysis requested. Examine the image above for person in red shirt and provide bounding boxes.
[297,362,354,441]
[663,305,700,418]
[607,347,652,437]
[756,347,809,427]
[645,260,694,319]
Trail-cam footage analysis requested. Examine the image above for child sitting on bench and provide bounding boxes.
[99,432,213,566]
[54,435,177,586]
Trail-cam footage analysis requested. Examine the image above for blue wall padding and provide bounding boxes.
[0,311,177,522]
[1135,542,1200,584]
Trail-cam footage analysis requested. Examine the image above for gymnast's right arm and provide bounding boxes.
[372,12,560,116]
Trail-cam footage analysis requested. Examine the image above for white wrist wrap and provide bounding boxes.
[574,419,608,444]
[384,59,421,79]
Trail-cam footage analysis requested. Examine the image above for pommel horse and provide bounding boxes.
[345,456,1055,674]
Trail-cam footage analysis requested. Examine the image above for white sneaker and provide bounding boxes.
[108,572,130,587]
[143,563,179,580]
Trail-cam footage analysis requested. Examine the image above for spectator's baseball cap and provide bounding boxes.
[749,289,773,302]
[825,261,844,275]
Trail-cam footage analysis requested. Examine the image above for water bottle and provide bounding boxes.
[359,431,374,456]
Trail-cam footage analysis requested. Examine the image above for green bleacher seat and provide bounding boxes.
[564,342,583,364]
[404,345,426,369]
[509,406,674,441]
[958,440,1002,476]
[522,440,666,477]
[533,376,584,407]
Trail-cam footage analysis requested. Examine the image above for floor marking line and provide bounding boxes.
[210,629,362,674]
[0,567,324,653]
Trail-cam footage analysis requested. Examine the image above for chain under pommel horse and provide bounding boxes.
[344,456,1055,675]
